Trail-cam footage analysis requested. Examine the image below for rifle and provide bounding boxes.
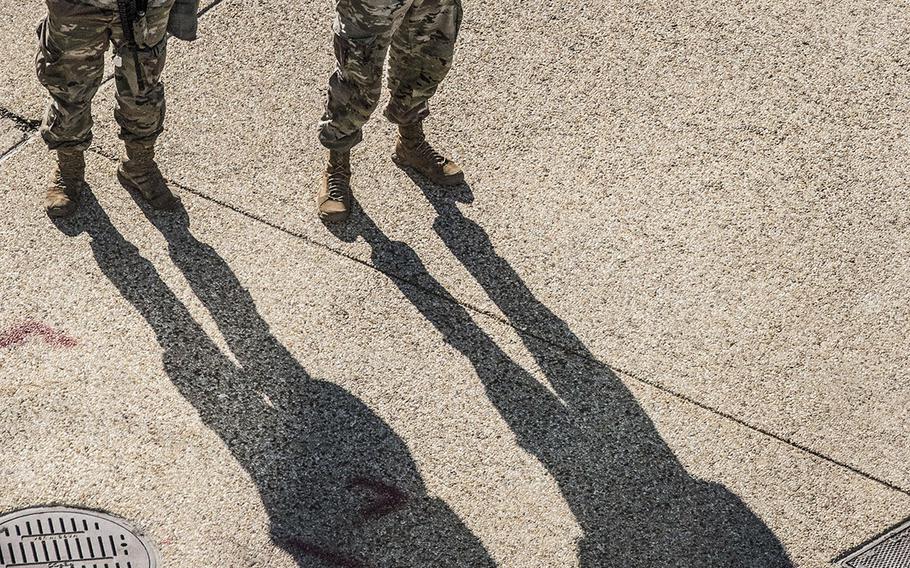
[115,0,148,91]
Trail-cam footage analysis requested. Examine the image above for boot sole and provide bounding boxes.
[318,209,352,224]
[117,169,180,210]
[45,201,78,218]
[392,154,465,186]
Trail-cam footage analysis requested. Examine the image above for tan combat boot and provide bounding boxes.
[45,149,85,218]
[117,143,180,210]
[392,122,464,186]
[316,149,353,223]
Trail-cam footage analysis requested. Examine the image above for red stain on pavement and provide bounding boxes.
[278,479,409,567]
[0,321,78,349]
[350,477,409,521]
[280,538,370,568]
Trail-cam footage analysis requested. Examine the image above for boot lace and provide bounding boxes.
[414,140,446,166]
[326,165,351,201]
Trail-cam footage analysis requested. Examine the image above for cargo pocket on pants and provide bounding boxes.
[333,32,380,79]
[35,17,63,64]
[35,16,68,97]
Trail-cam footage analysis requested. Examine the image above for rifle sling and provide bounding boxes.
[116,0,147,91]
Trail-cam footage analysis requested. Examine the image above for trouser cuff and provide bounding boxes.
[319,126,363,151]
[383,101,430,126]
[41,131,92,153]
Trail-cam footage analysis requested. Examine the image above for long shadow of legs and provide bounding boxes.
[331,184,793,567]
[53,189,494,567]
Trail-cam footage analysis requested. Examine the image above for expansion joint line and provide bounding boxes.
[87,143,910,500]
[0,106,40,164]
[0,106,40,132]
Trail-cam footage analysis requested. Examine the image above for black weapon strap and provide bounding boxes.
[116,0,147,91]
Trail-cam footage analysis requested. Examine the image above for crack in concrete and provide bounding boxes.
[1,0,898,510]
[0,106,40,164]
[0,132,38,165]
[0,106,41,132]
[82,144,910,501]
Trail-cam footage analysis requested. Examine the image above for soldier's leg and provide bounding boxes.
[385,0,464,185]
[316,0,411,223]
[111,0,174,149]
[35,0,109,151]
[36,0,109,217]
[384,0,462,126]
[111,0,179,210]
[318,0,412,150]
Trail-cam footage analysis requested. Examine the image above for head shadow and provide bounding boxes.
[55,187,495,567]
[333,170,794,567]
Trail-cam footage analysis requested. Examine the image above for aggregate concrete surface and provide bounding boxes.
[0,122,28,157]
[0,2,47,120]
[1,0,909,567]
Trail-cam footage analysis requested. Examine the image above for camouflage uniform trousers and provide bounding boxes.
[319,0,463,150]
[36,0,175,152]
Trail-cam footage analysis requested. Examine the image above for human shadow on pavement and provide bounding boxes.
[53,188,495,568]
[328,181,794,567]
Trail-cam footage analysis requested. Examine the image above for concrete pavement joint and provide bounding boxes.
[0,106,41,132]
[0,105,39,164]
[81,145,910,501]
[612,367,910,499]
[832,514,910,563]
[0,131,38,165]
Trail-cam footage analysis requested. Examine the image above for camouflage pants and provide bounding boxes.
[319,0,463,150]
[36,0,175,151]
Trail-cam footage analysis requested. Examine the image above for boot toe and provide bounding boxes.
[439,161,465,185]
[318,205,351,223]
[45,197,78,218]
[317,197,351,223]
[44,183,81,218]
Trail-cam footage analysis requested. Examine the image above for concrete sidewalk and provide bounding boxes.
[1,1,908,566]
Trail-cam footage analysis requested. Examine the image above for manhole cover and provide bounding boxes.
[0,507,159,568]
[842,519,910,568]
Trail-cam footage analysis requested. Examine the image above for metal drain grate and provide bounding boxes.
[842,519,910,568]
[0,507,159,568]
